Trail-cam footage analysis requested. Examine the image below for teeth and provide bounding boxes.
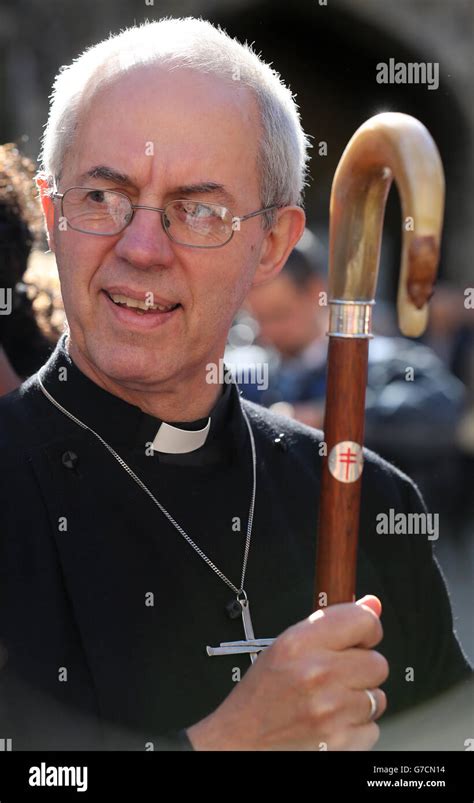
[108,293,176,312]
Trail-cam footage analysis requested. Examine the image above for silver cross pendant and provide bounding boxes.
[207,593,275,664]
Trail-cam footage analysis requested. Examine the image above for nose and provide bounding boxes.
[114,206,176,270]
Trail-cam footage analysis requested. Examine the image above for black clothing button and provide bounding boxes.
[273,433,287,452]
[61,451,79,470]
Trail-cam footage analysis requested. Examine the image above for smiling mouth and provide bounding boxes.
[104,291,181,315]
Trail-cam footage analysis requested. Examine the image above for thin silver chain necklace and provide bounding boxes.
[36,373,267,661]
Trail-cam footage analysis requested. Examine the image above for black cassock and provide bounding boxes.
[0,335,471,750]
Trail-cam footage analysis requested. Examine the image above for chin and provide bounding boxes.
[86,337,183,389]
[110,357,180,388]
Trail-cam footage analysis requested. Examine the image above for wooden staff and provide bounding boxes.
[315,112,445,609]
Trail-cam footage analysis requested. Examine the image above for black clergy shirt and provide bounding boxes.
[0,334,471,750]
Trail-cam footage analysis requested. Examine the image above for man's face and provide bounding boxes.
[247,272,325,357]
[47,66,270,390]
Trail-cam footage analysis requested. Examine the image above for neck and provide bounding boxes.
[66,338,223,422]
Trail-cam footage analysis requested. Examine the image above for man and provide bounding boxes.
[237,227,329,424]
[0,17,470,752]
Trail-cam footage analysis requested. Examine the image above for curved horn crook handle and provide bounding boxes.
[329,112,445,335]
[315,113,444,608]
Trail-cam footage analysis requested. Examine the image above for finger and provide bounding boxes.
[301,682,386,740]
[326,722,380,751]
[347,722,381,751]
[331,648,389,690]
[356,594,382,618]
[310,686,386,733]
[303,601,383,651]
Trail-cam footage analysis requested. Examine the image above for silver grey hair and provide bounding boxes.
[40,17,312,227]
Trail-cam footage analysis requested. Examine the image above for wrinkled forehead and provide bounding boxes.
[61,64,263,195]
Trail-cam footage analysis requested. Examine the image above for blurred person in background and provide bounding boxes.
[0,143,62,395]
[238,228,467,521]
[423,282,474,528]
[424,281,474,385]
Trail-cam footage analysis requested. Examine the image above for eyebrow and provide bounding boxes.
[170,182,236,207]
[76,166,236,207]
[77,165,134,187]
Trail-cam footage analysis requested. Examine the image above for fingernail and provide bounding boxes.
[356,595,372,605]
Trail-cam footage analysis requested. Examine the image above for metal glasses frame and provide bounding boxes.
[52,187,279,249]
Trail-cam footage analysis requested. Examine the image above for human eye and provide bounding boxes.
[174,200,222,219]
[196,202,228,221]
[85,189,108,204]
[196,202,223,219]
[177,200,205,216]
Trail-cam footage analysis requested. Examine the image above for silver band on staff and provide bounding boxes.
[327,299,374,339]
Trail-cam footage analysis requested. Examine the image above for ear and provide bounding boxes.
[252,206,306,288]
[36,173,56,253]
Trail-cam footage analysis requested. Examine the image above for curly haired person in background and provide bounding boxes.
[0,143,62,395]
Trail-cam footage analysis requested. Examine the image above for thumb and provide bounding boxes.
[356,594,382,618]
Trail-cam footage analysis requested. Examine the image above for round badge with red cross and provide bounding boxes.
[328,441,364,483]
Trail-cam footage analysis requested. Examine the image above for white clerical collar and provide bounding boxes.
[151,418,211,454]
